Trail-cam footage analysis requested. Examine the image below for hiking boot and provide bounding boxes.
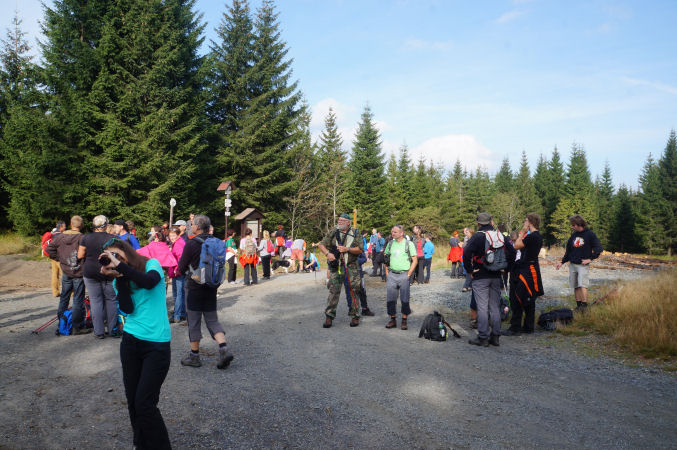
[575,303,589,314]
[181,352,202,368]
[469,319,478,329]
[502,329,521,336]
[217,347,234,370]
[401,318,408,330]
[468,336,489,347]
[385,317,397,329]
[95,334,105,339]
[169,317,176,323]
[350,318,360,327]
[73,327,92,335]
[361,308,375,317]
[489,334,500,347]
[323,317,333,328]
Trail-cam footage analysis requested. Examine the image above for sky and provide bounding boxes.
[2,0,676,188]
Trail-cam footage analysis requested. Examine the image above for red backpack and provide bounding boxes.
[266,239,274,253]
[41,231,53,257]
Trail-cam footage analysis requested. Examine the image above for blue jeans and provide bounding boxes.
[83,277,117,335]
[171,275,186,320]
[58,275,85,329]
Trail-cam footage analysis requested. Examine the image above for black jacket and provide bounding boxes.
[462,225,516,279]
[562,229,603,265]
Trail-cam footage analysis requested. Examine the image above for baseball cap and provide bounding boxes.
[174,220,187,226]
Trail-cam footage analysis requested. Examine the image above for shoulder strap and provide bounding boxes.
[193,236,205,244]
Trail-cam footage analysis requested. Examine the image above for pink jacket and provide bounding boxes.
[137,241,177,270]
[168,237,186,278]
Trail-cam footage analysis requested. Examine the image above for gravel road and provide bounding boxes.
[0,263,674,449]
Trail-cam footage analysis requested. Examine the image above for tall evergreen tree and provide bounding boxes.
[411,155,431,209]
[657,130,677,255]
[543,146,565,245]
[532,153,549,212]
[636,153,669,254]
[316,107,347,232]
[593,161,614,247]
[85,0,207,226]
[395,143,413,208]
[515,150,540,216]
[608,185,638,253]
[494,156,513,193]
[551,144,597,243]
[0,12,59,233]
[346,105,388,229]
[233,0,304,228]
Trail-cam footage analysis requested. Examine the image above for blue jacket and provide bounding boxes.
[423,240,435,259]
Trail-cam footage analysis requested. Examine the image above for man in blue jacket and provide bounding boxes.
[463,212,515,347]
[556,215,603,313]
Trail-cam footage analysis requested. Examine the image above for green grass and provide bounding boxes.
[0,232,39,256]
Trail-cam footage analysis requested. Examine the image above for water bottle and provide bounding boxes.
[439,321,445,337]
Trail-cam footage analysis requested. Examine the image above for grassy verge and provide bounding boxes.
[0,232,40,256]
[557,269,677,363]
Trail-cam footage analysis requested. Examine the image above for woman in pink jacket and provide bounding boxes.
[167,227,186,323]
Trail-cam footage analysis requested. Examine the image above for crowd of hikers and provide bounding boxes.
[40,209,602,448]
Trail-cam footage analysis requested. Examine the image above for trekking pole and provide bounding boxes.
[32,315,59,334]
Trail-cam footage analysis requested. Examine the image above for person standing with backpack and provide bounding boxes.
[257,230,274,279]
[463,213,515,347]
[317,214,364,328]
[114,219,141,250]
[383,225,418,330]
[411,225,425,285]
[177,215,234,369]
[43,221,66,297]
[239,228,259,285]
[225,229,238,284]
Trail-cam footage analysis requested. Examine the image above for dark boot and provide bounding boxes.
[385,317,397,329]
[400,318,408,330]
[361,308,375,317]
[468,336,489,347]
[323,316,333,328]
[489,334,500,347]
[502,328,521,336]
[350,318,359,327]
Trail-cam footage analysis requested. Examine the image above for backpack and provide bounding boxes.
[384,239,412,268]
[276,235,285,247]
[244,237,257,256]
[189,236,227,288]
[41,231,53,257]
[537,308,574,330]
[266,239,274,253]
[58,310,73,336]
[418,311,460,341]
[474,230,507,272]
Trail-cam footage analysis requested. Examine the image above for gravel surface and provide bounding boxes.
[0,263,675,449]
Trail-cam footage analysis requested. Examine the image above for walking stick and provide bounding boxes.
[32,315,59,334]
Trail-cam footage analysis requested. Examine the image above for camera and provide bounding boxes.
[98,252,120,266]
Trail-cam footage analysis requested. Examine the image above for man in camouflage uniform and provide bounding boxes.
[318,213,364,328]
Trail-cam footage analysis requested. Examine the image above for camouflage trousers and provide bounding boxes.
[325,265,361,319]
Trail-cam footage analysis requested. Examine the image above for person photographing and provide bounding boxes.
[99,238,171,449]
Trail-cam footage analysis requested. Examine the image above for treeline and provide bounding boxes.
[0,1,675,255]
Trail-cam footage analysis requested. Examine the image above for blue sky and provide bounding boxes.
[3,0,676,187]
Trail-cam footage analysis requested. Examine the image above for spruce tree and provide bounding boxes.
[85,0,206,226]
[395,143,413,208]
[316,107,347,231]
[544,146,565,245]
[532,153,549,211]
[593,161,614,247]
[411,155,431,209]
[608,185,638,253]
[636,154,668,253]
[0,12,58,233]
[658,130,677,255]
[346,105,388,229]
[515,150,541,217]
[494,157,513,193]
[231,0,304,228]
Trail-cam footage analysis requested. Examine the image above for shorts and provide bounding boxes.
[569,263,589,289]
[291,249,304,260]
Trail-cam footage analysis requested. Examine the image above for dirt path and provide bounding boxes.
[0,260,675,448]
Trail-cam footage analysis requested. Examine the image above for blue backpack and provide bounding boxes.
[189,236,227,288]
[58,310,73,336]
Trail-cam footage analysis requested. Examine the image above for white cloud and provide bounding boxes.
[495,10,526,24]
[411,134,497,171]
[622,77,677,96]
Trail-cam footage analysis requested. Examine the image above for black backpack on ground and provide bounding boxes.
[537,308,574,330]
[418,311,461,341]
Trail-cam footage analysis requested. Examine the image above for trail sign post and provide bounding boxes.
[169,198,176,228]
[217,181,235,239]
